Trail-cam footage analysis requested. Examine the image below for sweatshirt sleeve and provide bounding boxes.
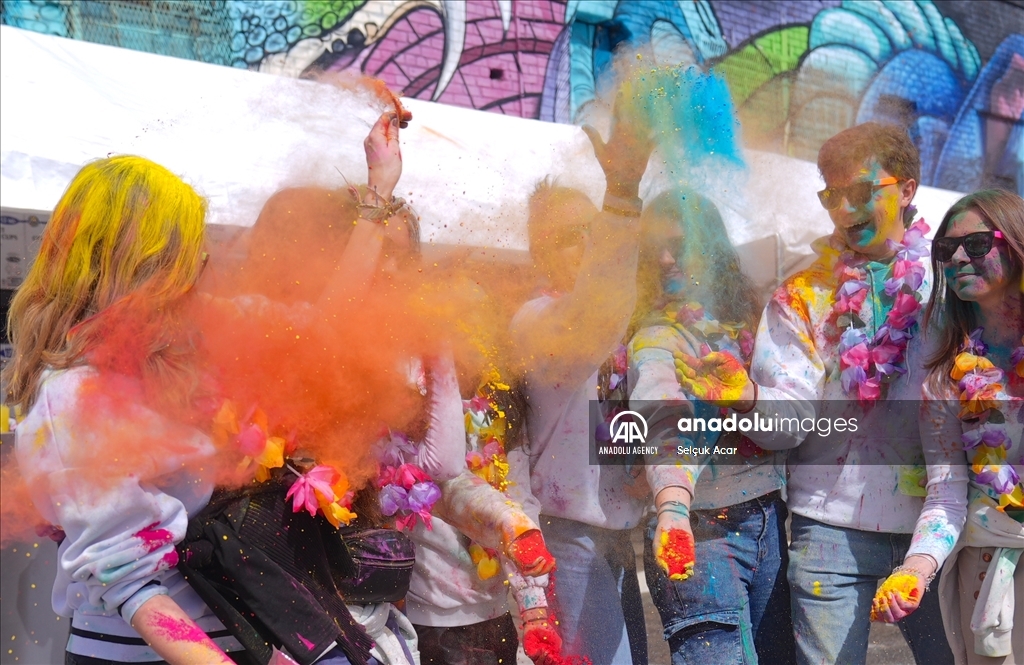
[411,354,468,483]
[15,370,209,625]
[746,291,822,450]
[627,325,701,500]
[907,382,969,566]
[435,471,538,550]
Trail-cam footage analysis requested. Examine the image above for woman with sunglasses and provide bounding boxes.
[625,190,793,663]
[909,189,1023,663]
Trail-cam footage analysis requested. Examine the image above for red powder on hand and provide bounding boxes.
[522,625,591,665]
[657,529,696,581]
[509,530,555,573]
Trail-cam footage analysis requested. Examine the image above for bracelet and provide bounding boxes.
[521,608,548,623]
[657,500,690,519]
[892,564,937,587]
[602,192,643,218]
[349,186,407,223]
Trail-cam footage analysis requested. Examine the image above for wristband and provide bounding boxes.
[657,500,690,519]
[602,192,643,218]
[892,564,937,587]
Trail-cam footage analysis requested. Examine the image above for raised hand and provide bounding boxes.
[674,351,754,408]
[365,109,412,202]
[582,80,654,200]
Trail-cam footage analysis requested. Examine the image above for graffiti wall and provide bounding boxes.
[3,0,1022,192]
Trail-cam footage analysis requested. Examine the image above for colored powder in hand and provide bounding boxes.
[870,573,920,620]
[150,612,210,644]
[523,630,592,665]
[658,529,696,581]
[511,530,554,570]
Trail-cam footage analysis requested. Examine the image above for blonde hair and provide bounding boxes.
[3,156,207,410]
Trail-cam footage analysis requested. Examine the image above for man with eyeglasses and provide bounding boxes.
[674,122,957,665]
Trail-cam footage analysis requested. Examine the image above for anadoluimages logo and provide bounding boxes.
[609,410,648,444]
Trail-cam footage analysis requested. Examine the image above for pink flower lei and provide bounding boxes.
[835,219,930,403]
[953,329,1024,511]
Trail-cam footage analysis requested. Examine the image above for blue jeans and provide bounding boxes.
[788,513,953,665]
[644,491,795,665]
[540,515,647,665]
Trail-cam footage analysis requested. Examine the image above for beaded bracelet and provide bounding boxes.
[891,564,937,587]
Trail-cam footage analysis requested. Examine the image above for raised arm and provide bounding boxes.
[512,91,654,382]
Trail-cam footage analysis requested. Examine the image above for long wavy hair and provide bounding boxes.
[924,189,1024,389]
[2,156,207,411]
[629,189,761,339]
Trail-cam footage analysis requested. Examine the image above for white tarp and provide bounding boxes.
[1,26,965,287]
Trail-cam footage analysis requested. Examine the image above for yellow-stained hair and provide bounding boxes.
[3,156,206,409]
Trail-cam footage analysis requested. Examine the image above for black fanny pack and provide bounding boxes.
[327,527,415,604]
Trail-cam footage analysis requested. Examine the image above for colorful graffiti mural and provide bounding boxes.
[3,0,1022,192]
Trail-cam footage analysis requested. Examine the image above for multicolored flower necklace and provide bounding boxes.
[836,219,930,403]
[463,366,518,580]
[953,329,1024,511]
[211,400,357,527]
[375,430,442,531]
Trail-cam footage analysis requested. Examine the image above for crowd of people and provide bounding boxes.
[2,72,1023,665]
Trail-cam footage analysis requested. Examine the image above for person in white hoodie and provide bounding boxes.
[509,95,656,664]
[675,123,960,665]
[914,189,1023,664]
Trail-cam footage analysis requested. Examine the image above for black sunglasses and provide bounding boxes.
[932,231,1005,262]
[817,177,900,211]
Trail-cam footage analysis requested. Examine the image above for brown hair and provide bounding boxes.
[818,123,920,186]
[630,190,761,339]
[923,189,1024,390]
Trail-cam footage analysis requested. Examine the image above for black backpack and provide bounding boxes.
[177,477,375,665]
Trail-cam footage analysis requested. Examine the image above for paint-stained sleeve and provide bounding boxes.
[14,369,204,626]
[434,470,538,550]
[908,383,969,566]
[626,325,700,499]
[412,354,469,482]
[745,288,822,449]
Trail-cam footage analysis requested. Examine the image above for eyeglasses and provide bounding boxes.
[817,177,900,211]
[932,231,1005,262]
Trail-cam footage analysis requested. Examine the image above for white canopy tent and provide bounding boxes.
[0,25,968,664]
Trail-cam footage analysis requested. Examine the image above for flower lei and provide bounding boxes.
[953,329,1024,511]
[463,366,516,580]
[662,301,763,458]
[836,219,930,403]
[375,430,442,531]
[211,400,357,527]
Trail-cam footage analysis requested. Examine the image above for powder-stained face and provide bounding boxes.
[641,215,686,295]
[942,209,1019,306]
[826,158,912,260]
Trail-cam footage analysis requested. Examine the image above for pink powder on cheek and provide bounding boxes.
[150,611,210,643]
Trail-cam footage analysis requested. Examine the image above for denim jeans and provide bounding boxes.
[540,515,647,665]
[788,513,954,665]
[643,491,795,665]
